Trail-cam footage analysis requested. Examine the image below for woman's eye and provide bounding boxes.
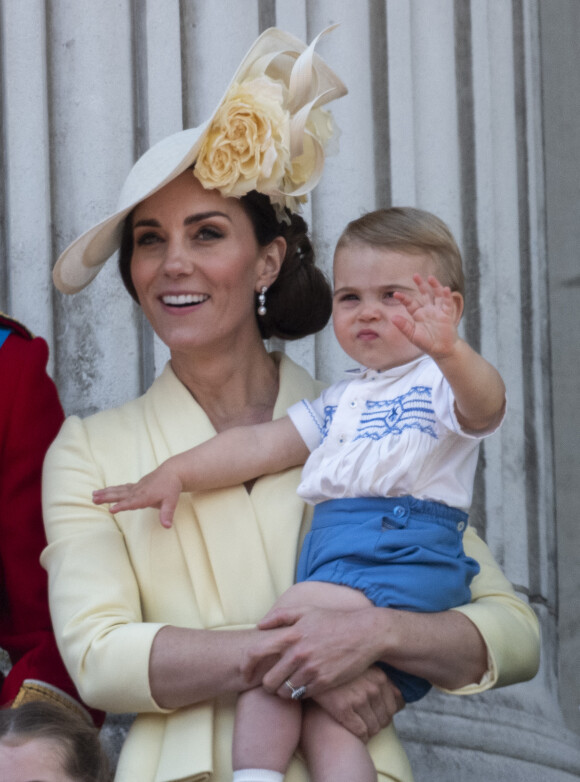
[135,231,162,247]
[195,226,224,241]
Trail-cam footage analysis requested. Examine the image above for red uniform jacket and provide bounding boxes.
[0,313,103,724]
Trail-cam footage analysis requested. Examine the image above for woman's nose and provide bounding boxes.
[162,240,194,276]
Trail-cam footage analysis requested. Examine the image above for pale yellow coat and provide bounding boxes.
[42,354,539,782]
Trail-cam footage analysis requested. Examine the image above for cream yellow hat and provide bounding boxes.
[53,27,347,294]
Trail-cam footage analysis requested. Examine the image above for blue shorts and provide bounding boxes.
[296,496,480,702]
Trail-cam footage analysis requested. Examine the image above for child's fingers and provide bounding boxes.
[92,485,135,504]
[109,500,128,514]
[108,498,143,514]
[390,313,416,341]
[159,496,179,529]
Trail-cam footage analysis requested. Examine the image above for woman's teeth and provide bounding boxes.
[162,294,208,306]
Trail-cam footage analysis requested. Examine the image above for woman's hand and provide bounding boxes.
[243,604,385,697]
[312,667,404,742]
[243,602,488,697]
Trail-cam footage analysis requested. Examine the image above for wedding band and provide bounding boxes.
[285,679,296,694]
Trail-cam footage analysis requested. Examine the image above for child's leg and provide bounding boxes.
[266,579,373,616]
[233,584,373,781]
[233,685,301,776]
[300,702,377,782]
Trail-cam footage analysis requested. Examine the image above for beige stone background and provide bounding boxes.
[1,1,579,778]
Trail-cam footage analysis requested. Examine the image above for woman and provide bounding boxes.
[42,28,539,782]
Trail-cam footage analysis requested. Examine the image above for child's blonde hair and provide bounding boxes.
[336,207,465,297]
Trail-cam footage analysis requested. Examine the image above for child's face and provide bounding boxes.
[0,737,78,782]
[332,243,436,371]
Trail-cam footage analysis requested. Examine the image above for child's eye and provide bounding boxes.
[383,291,400,304]
[338,293,359,302]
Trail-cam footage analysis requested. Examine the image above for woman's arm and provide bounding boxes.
[43,414,289,713]
[148,625,281,709]
[240,526,539,698]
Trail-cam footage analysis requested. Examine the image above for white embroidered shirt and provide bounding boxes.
[287,355,504,510]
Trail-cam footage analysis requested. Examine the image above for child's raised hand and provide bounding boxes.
[392,274,461,359]
[92,465,183,528]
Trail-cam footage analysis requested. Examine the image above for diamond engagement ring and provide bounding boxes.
[285,679,307,700]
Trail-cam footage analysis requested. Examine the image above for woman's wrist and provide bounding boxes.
[374,607,488,690]
[149,625,266,709]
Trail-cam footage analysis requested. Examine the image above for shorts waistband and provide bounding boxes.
[311,496,468,532]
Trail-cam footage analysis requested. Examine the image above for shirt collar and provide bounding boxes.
[344,354,428,381]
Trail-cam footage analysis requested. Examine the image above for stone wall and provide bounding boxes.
[1,1,578,777]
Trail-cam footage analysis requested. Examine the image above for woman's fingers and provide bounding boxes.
[258,606,303,630]
[260,607,380,696]
[312,668,404,742]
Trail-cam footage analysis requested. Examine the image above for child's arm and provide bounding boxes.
[92,416,309,527]
[393,274,506,432]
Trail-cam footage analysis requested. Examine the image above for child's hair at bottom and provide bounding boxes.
[336,206,465,297]
[0,700,111,782]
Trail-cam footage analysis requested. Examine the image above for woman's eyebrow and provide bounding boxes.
[133,211,232,229]
[184,211,231,224]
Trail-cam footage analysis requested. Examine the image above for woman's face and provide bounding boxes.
[130,171,282,358]
[0,737,77,782]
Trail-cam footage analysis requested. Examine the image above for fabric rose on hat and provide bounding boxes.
[194,77,291,199]
[192,28,345,219]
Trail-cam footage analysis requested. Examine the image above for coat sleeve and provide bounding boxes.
[442,525,540,693]
[0,331,103,723]
[41,413,169,714]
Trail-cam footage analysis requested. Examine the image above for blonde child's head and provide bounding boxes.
[335,207,465,297]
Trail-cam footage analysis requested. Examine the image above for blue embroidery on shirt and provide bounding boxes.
[301,399,325,438]
[322,405,337,439]
[301,400,340,441]
[354,386,438,441]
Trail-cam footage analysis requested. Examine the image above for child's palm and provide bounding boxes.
[393,274,458,359]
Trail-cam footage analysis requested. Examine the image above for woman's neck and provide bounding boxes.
[169,343,280,433]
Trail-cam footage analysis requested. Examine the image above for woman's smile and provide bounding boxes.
[161,293,210,308]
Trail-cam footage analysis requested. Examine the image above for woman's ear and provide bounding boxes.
[257,236,286,290]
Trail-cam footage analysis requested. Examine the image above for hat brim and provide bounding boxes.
[53,27,347,294]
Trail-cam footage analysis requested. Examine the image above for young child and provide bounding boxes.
[94,207,506,782]
[0,700,111,782]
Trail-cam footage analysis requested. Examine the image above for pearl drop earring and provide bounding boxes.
[257,286,267,316]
